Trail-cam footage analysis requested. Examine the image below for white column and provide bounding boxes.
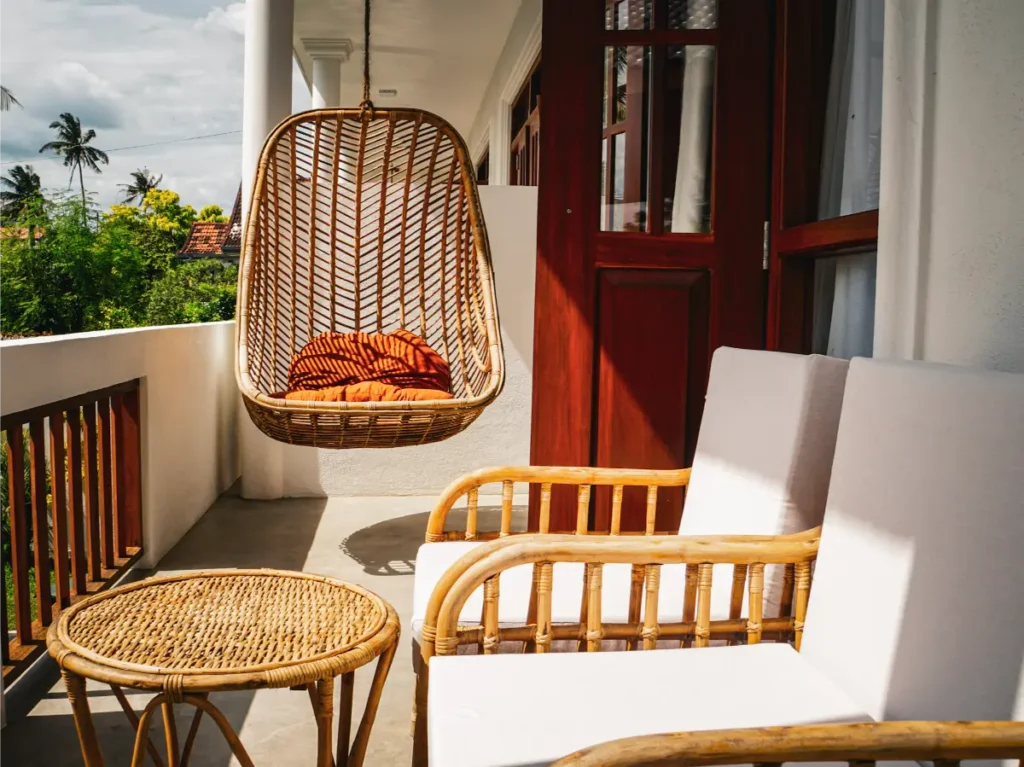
[242,0,294,222]
[303,38,354,109]
[240,0,294,500]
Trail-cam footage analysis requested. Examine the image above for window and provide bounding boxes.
[599,0,717,233]
[510,58,541,186]
[476,150,490,186]
[769,0,884,359]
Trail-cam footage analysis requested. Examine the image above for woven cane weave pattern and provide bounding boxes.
[60,572,387,674]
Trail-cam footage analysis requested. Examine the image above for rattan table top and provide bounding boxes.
[48,570,398,688]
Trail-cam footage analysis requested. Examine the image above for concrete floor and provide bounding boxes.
[1,491,523,766]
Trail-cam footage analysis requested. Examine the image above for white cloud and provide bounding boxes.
[0,0,308,212]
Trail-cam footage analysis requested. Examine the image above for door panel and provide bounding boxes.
[593,269,709,532]
[531,0,772,532]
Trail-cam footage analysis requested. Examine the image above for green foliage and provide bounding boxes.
[145,259,237,326]
[119,167,163,206]
[38,112,110,210]
[197,204,227,223]
[1,164,43,220]
[1,188,237,337]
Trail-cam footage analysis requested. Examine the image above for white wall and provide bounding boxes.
[876,0,1024,372]
[0,322,240,567]
[466,0,542,181]
[240,185,538,498]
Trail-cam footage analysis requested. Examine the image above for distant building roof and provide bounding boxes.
[0,226,45,240]
[178,221,230,258]
[222,184,243,252]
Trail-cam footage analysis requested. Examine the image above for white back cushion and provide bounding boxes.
[801,358,1024,722]
[682,348,848,538]
[682,348,848,616]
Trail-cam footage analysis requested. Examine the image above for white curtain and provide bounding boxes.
[670,0,717,233]
[813,0,884,358]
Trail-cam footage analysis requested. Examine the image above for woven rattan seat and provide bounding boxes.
[48,570,400,767]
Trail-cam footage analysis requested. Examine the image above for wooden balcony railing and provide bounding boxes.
[2,379,144,686]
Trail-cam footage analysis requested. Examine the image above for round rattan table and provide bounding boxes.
[47,569,400,767]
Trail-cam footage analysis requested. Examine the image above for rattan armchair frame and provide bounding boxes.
[552,721,1024,767]
[237,108,504,448]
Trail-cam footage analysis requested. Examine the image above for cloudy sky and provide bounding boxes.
[1,0,307,212]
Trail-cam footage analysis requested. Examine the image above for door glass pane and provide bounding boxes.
[812,250,876,358]
[606,0,651,31]
[601,46,649,232]
[662,45,715,233]
[817,0,884,220]
[667,0,718,30]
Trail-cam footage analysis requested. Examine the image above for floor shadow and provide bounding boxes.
[340,505,527,576]
[156,494,329,571]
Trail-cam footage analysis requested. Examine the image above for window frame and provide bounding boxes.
[766,0,881,354]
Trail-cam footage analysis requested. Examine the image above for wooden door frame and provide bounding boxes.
[530,0,773,531]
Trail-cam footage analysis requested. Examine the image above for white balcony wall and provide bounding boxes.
[0,323,240,567]
[876,0,1024,372]
[240,185,537,499]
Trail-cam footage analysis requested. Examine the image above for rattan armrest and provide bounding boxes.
[550,721,1024,767]
[424,465,692,542]
[421,528,819,661]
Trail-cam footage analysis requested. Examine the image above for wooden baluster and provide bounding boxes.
[111,393,126,559]
[747,563,765,644]
[499,480,514,536]
[534,562,553,653]
[538,482,552,533]
[794,560,812,650]
[694,563,713,648]
[65,409,87,595]
[728,564,748,645]
[28,419,53,625]
[681,563,698,648]
[6,426,32,643]
[585,563,604,652]
[114,387,143,552]
[82,403,102,581]
[49,412,71,609]
[575,484,591,534]
[642,564,661,650]
[644,485,657,535]
[610,485,624,535]
[465,487,479,541]
[482,575,500,654]
[97,397,114,570]
[780,563,795,617]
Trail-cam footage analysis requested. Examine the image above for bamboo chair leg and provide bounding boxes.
[349,638,398,767]
[64,671,105,767]
[412,665,429,767]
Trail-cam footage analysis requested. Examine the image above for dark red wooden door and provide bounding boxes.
[530,0,772,532]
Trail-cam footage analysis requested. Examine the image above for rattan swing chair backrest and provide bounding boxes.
[235,107,504,449]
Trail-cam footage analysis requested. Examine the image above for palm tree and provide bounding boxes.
[38,112,109,211]
[0,86,21,111]
[0,165,42,220]
[118,168,163,205]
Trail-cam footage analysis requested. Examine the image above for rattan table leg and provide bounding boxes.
[315,676,336,767]
[179,693,208,767]
[162,700,180,767]
[63,671,105,767]
[337,672,356,767]
[111,684,165,767]
[348,637,398,767]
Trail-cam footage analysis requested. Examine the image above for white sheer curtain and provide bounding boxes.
[670,0,717,233]
[812,0,884,358]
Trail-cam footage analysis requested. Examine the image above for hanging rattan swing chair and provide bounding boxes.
[235,1,503,449]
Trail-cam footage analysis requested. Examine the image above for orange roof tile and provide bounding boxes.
[179,221,230,256]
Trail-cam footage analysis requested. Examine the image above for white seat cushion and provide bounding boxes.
[428,644,872,767]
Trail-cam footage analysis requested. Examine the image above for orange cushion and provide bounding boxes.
[282,330,453,402]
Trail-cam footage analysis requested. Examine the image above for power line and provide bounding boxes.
[0,129,242,166]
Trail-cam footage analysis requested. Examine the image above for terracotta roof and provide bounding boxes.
[222,184,243,252]
[0,226,45,240]
[179,221,230,256]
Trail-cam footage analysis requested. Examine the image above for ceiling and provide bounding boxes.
[293,0,522,137]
